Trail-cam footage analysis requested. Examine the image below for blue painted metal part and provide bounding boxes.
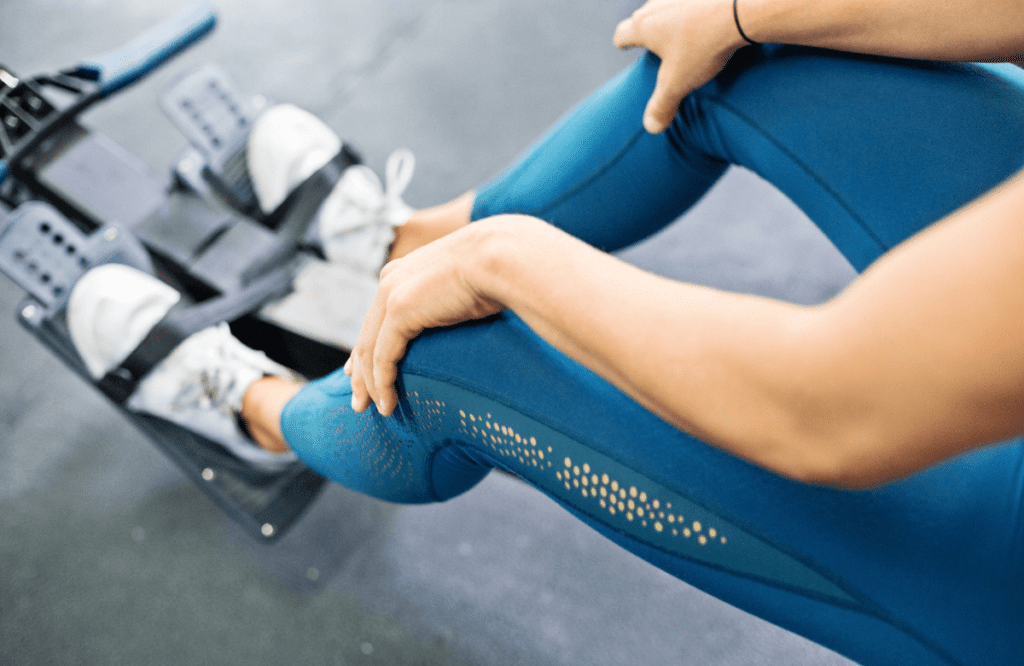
[70,3,217,97]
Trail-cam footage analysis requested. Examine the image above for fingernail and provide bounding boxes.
[643,114,664,134]
[351,394,360,411]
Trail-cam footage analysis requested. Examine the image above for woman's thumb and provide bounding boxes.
[643,61,688,134]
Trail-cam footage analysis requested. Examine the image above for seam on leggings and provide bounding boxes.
[1009,443,1024,563]
[420,439,446,503]
[705,94,890,258]
[401,366,962,663]
[532,125,727,221]
[534,127,645,219]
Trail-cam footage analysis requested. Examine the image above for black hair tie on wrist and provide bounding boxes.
[733,0,759,46]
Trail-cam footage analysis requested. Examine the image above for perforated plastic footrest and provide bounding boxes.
[161,65,261,212]
[0,201,152,315]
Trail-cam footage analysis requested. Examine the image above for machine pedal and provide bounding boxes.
[0,201,152,315]
[161,65,263,213]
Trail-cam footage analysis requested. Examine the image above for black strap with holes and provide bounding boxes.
[239,147,359,284]
[97,263,295,403]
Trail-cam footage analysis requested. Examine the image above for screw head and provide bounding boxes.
[201,468,215,482]
[21,304,36,319]
[103,227,119,241]
[261,523,274,537]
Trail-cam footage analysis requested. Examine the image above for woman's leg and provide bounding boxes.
[388,192,474,261]
[277,49,1024,666]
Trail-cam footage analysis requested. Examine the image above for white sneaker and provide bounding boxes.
[247,104,415,349]
[247,103,342,214]
[66,263,181,380]
[67,264,300,471]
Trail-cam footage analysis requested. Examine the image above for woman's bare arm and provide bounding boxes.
[452,170,1024,489]
[613,0,1024,132]
[739,0,1024,62]
[349,171,1024,488]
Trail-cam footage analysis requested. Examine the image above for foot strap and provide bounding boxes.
[97,264,294,403]
[241,147,359,283]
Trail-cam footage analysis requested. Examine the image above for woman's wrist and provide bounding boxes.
[465,214,542,311]
[733,0,759,46]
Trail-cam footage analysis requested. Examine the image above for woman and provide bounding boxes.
[73,1,1024,663]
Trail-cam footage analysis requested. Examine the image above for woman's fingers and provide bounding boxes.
[349,277,390,412]
[612,16,640,49]
[344,221,505,415]
[348,261,429,415]
[612,0,741,134]
[371,317,413,416]
[349,363,371,412]
[644,58,689,133]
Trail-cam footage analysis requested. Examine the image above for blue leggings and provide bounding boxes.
[282,46,1024,665]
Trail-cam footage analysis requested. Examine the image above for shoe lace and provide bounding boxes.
[319,149,415,237]
[169,325,246,415]
[171,367,238,414]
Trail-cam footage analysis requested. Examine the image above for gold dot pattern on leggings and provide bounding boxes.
[529,449,726,552]
[427,398,727,558]
[336,401,414,488]
[454,406,556,474]
[406,391,448,433]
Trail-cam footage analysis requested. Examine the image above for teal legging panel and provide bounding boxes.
[282,47,1024,665]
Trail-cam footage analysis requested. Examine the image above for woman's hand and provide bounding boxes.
[613,0,747,133]
[345,222,504,416]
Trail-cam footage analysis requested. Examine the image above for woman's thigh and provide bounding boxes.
[694,46,1024,270]
[474,47,1024,270]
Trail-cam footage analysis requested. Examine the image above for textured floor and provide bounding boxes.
[0,1,858,665]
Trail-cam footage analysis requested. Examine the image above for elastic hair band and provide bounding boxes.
[733,0,759,46]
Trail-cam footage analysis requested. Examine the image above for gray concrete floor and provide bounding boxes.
[1,1,859,664]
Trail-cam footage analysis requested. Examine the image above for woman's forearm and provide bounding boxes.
[472,216,827,484]
[740,0,1023,62]
[472,171,1024,490]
